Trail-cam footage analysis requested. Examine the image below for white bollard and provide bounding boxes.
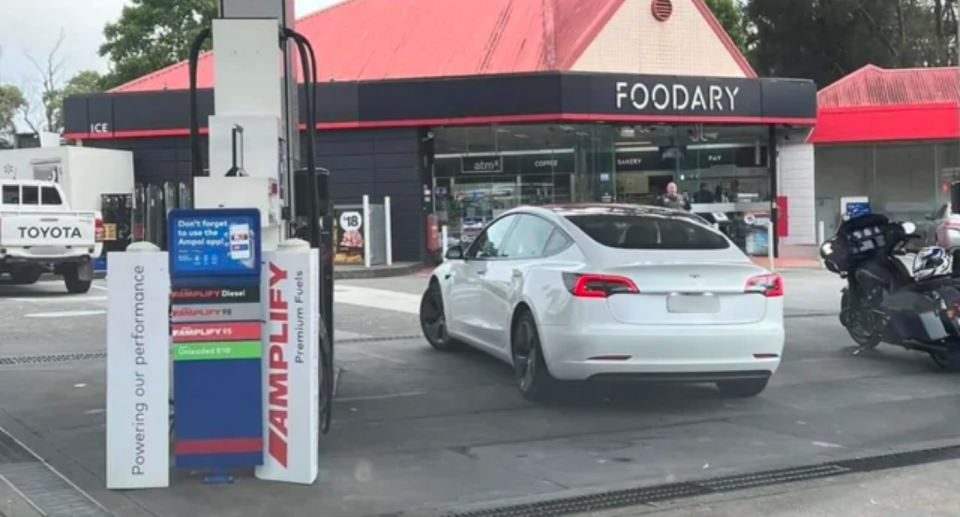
[362,195,371,268]
[767,221,776,272]
[256,238,319,485]
[818,220,826,269]
[106,242,170,489]
[384,196,393,266]
[441,225,449,260]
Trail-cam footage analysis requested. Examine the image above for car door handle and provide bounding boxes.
[477,270,487,276]
[512,270,522,278]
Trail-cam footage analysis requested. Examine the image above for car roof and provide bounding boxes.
[508,203,693,219]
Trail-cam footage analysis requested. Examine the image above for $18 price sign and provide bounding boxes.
[339,211,363,232]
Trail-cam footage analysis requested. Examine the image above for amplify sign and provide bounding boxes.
[256,247,320,485]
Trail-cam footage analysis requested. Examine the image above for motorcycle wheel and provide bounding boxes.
[841,291,882,349]
[930,341,960,372]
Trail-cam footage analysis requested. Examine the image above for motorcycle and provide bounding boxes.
[820,212,960,370]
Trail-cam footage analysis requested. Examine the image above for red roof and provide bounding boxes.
[112,0,753,93]
[811,65,960,144]
[818,64,959,108]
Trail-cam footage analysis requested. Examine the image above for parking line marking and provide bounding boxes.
[6,296,108,303]
[337,391,426,402]
[25,310,106,318]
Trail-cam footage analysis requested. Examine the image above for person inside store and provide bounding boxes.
[657,182,691,211]
[692,182,715,203]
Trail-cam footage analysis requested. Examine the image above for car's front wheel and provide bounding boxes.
[511,310,557,401]
[716,378,768,398]
[419,282,462,352]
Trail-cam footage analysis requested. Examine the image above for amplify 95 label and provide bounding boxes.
[171,321,262,343]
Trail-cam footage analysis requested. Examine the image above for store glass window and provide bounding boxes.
[433,124,615,246]
[432,122,774,254]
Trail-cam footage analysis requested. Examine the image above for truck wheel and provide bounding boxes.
[10,268,43,285]
[63,265,92,294]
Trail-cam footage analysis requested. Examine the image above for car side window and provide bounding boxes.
[40,187,62,205]
[1,185,18,204]
[500,215,557,259]
[542,228,573,256]
[20,186,39,205]
[466,215,517,259]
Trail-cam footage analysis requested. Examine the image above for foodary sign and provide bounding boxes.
[615,81,740,112]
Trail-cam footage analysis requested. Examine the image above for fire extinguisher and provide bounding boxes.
[426,214,440,253]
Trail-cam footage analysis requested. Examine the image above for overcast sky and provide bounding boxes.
[0,0,342,89]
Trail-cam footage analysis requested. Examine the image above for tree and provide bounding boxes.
[743,0,953,87]
[21,30,67,134]
[704,0,749,54]
[99,0,218,89]
[0,84,26,136]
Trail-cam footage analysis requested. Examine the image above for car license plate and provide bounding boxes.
[666,294,720,314]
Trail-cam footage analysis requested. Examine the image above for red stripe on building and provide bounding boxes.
[174,437,263,455]
[63,113,815,141]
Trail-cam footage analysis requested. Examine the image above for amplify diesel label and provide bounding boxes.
[19,226,83,239]
[169,285,260,304]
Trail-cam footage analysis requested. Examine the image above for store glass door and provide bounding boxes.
[447,176,520,245]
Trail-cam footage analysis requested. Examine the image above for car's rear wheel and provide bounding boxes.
[63,265,92,294]
[716,378,768,398]
[511,310,556,401]
[419,282,462,351]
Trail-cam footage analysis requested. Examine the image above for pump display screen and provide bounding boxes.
[168,209,261,278]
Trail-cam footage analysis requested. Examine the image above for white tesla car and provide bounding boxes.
[419,204,785,401]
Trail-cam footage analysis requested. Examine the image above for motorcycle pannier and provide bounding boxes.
[886,290,950,342]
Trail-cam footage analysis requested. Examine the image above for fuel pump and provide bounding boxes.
[184,12,335,434]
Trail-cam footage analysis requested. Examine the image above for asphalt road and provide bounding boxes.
[0,271,958,517]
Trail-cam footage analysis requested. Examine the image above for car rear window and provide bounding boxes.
[565,214,730,250]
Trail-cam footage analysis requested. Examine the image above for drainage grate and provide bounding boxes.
[0,430,110,516]
[0,464,110,517]
[0,352,106,366]
[834,443,960,472]
[428,444,960,517]
[444,483,709,517]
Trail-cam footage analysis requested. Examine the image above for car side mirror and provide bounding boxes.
[926,215,934,221]
[444,245,464,260]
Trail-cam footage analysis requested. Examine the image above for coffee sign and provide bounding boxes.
[616,82,739,112]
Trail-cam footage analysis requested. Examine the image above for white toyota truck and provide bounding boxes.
[0,179,102,293]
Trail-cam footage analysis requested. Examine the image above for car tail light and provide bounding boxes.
[745,273,783,297]
[562,272,639,298]
[95,217,104,243]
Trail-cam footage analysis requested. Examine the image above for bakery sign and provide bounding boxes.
[615,81,740,113]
